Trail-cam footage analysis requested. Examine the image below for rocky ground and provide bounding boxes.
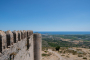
[42,50,59,60]
[42,48,90,60]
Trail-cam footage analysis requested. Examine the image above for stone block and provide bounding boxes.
[23,30,27,38]
[27,30,33,37]
[20,30,24,40]
[6,30,13,47]
[0,31,7,52]
[12,31,18,43]
[17,31,21,41]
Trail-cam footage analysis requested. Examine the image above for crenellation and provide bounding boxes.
[30,30,33,35]
[17,31,21,41]
[23,30,27,38]
[0,31,7,53]
[27,30,30,37]
[0,30,41,60]
[20,30,24,40]
[6,30,13,47]
[12,31,18,43]
[27,31,29,38]
[27,30,33,36]
[31,30,33,35]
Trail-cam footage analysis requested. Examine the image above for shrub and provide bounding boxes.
[55,46,60,51]
[78,54,83,57]
[42,53,51,56]
[63,51,65,54]
[83,57,87,59]
[59,51,62,53]
[61,54,65,56]
[44,51,48,53]
[66,55,70,58]
[42,54,49,56]
[72,50,77,55]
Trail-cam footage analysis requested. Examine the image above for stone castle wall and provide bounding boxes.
[0,30,41,60]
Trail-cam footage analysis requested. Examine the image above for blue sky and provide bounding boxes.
[0,0,90,31]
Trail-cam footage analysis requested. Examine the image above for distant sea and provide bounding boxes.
[34,31,90,35]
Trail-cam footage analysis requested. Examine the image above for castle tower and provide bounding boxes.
[33,33,42,60]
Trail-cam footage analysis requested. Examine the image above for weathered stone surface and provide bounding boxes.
[20,30,24,40]
[0,31,7,53]
[27,30,33,37]
[12,31,18,43]
[0,30,41,60]
[6,30,13,47]
[17,31,21,41]
[34,33,42,60]
[23,30,27,38]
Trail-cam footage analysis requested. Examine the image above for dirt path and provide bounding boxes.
[48,49,75,60]
[42,49,89,60]
[42,50,59,60]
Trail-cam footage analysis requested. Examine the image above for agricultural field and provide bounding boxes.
[42,34,90,60]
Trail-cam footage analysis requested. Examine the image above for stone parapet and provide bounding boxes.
[0,30,41,60]
[0,30,33,53]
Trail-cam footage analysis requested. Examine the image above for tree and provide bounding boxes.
[55,46,60,51]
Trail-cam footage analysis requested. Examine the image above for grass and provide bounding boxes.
[78,54,83,57]
[61,54,65,56]
[66,55,70,58]
[42,52,52,56]
[83,57,87,59]
[10,52,17,55]
[44,51,48,53]
[42,53,50,56]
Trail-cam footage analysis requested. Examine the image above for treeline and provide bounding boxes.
[42,35,90,48]
[52,35,90,41]
[42,38,77,47]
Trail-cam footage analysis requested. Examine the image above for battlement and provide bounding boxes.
[0,30,33,53]
[0,30,41,60]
